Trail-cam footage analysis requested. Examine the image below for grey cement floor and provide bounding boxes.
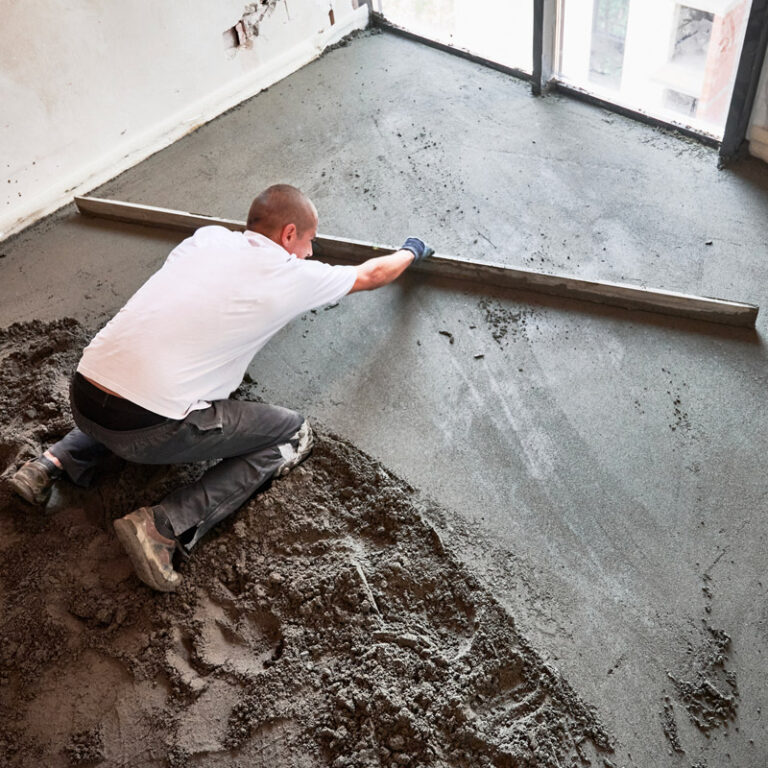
[2,29,768,766]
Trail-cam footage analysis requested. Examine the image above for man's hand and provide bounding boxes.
[400,237,435,265]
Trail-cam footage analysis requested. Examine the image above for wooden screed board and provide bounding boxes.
[74,195,759,328]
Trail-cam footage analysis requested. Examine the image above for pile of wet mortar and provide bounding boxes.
[0,320,616,767]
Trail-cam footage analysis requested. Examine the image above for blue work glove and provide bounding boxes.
[400,237,435,265]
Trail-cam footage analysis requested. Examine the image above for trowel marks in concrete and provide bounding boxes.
[0,320,612,767]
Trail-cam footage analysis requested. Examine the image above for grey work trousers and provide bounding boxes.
[50,387,304,551]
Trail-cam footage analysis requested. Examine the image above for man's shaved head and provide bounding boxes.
[246,184,318,238]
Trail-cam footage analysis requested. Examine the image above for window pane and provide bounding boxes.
[380,0,534,73]
[557,0,753,138]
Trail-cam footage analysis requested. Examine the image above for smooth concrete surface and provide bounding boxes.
[2,31,767,766]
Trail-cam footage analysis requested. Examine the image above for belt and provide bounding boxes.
[72,372,168,430]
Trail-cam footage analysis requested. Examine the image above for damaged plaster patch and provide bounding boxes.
[0,319,613,767]
[241,1,283,36]
[224,1,282,49]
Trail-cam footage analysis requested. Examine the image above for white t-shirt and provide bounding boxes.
[78,226,357,419]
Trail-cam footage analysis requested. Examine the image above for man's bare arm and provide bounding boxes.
[348,238,434,294]
[349,250,414,293]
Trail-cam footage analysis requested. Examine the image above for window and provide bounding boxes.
[589,0,630,89]
[558,0,753,139]
[379,0,534,72]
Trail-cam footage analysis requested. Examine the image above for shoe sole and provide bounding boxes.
[114,515,180,593]
[275,422,314,477]
[296,422,314,457]
[8,475,48,506]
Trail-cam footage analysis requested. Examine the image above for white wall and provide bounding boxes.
[0,0,368,241]
[747,49,768,162]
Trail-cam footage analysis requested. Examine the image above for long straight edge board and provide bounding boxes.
[74,195,759,328]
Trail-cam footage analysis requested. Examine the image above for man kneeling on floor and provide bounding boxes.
[11,184,433,592]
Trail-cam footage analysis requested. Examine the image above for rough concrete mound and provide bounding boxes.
[0,320,611,767]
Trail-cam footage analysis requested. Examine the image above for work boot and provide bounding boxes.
[9,456,61,505]
[114,507,182,592]
[275,419,314,477]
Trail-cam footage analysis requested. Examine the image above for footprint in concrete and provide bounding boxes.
[192,593,283,677]
[167,626,209,695]
[457,621,553,750]
[439,606,608,767]
[364,543,478,654]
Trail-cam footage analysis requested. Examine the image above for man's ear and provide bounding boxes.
[280,223,297,250]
